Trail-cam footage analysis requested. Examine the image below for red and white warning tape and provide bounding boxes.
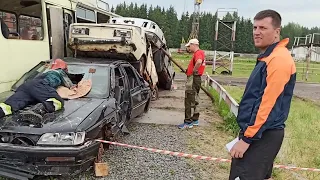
[95,139,320,172]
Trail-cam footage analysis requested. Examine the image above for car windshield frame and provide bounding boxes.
[11,61,111,99]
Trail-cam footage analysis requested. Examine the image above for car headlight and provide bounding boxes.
[71,27,89,35]
[113,29,131,38]
[37,132,85,145]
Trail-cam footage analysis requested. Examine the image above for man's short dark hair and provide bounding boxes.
[254,9,282,28]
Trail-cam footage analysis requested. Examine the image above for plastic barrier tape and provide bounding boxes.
[95,140,320,172]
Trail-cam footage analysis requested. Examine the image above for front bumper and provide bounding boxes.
[71,38,137,51]
[0,140,100,178]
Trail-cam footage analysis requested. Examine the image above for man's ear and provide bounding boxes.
[276,27,281,37]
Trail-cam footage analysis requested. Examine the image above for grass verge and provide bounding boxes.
[218,85,320,180]
[205,86,240,137]
[172,52,320,179]
[184,88,236,180]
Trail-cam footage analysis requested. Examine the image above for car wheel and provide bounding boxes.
[100,123,113,150]
[153,49,165,73]
[164,78,173,90]
[93,122,113,164]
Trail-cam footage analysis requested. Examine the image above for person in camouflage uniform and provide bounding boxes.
[178,39,206,129]
[0,59,75,123]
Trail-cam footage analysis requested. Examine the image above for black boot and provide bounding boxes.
[19,103,48,125]
[0,109,5,118]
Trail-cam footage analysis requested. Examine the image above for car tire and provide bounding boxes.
[131,61,141,74]
[95,122,113,152]
[164,78,173,90]
[153,49,165,73]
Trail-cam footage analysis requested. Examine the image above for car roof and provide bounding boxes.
[110,17,156,24]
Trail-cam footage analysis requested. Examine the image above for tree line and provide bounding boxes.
[111,2,320,54]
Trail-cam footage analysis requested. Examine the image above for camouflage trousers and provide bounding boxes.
[184,75,201,123]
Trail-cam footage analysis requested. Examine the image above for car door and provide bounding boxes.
[111,66,130,126]
[133,67,150,104]
[122,65,147,118]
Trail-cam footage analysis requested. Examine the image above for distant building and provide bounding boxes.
[291,46,320,62]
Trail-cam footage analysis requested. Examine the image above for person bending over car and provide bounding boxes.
[0,59,75,123]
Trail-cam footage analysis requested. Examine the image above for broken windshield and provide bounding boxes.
[11,62,110,99]
[67,64,110,98]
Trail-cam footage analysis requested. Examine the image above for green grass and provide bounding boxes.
[173,52,320,179]
[204,86,240,137]
[171,52,320,83]
[216,85,320,180]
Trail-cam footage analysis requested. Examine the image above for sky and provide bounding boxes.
[106,0,320,28]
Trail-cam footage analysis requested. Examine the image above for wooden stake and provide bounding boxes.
[94,162,109,177]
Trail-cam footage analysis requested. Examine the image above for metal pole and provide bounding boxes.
[305,34,315,81]
[230,20,236,74]
[212,19,219,74]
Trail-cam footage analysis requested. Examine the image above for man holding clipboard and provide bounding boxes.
[228,9,296,180]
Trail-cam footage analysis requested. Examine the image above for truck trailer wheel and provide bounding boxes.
[164,78,173,90]
[153,49,165,73]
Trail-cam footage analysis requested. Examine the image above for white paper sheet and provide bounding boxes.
[226,137,239,152]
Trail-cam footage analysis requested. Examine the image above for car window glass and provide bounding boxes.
[68,64,110,98]
[123,66,140,90]
[114,67,125,103]
[12,63,110,98]
[19,15,43,40]
[11,62,48,91]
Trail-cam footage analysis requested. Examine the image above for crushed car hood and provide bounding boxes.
[0,98,105,134]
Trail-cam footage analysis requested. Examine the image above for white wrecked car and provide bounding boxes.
[108,17,175,90]
[68,23,159,100]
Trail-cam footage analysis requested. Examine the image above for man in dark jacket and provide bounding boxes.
[228,10,296,180]
[0,59,75,124]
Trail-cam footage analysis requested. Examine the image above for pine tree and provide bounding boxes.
[111,3,319,52]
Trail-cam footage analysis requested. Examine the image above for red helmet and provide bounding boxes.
[51,59,68,71]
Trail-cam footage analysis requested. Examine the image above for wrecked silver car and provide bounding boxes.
[0,58,151,179]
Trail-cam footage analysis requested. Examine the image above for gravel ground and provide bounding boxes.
[101,123,199,180]
[35,79,231,180]
[38,122,200,180]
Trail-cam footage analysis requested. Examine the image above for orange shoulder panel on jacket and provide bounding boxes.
[244,49,295,138]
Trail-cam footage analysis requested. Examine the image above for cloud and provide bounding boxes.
[107,0,320,28]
